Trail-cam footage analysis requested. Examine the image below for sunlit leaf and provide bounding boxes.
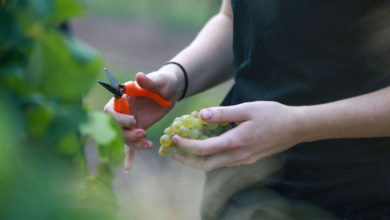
[80,111,116,146]
[80,111,123,166]
[52,0,84,22]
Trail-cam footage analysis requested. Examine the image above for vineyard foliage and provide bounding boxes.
[0,0,123,219]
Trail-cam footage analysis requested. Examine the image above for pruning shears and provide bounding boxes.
[98,68,172,126]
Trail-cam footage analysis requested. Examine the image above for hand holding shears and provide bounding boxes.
[99,68,173,172]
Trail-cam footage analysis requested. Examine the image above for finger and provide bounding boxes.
[199,103,251,123]
[122,128,153,150]
[172,129,242,156]
[172,149,251,171]
[104,101,136,128]
[103,98,114,113]
[123,128,146,143]
[124,145,135,172]
[230,155,259,166]
[125,139,153,150]
[130,139,153,150]
[135,72,157,92]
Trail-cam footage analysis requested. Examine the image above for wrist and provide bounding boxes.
[292,105,322,143]
[158,64,185,102]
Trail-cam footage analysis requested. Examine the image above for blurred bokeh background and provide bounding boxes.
[74,1,232,219]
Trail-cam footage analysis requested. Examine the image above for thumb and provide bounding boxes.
[199,104,250,123]
[135,72,158,92]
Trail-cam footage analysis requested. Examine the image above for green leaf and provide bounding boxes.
[52,0,84,22]
[0,92,21,176]
[26,104,55,138]
[104,117,124,167]
[27,0,53,19]
[26,30,102,101]
[1,66,31,96]
[57,132,79,156]
[80,111,117,146]
[80,111,124,167]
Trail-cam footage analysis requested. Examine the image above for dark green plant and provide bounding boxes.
[0,0,123,219]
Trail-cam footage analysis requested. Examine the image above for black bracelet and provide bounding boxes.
[164,61,188,101]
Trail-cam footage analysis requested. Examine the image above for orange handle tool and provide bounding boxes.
[124,82,172,109]
[114,82,171,123]
[99,68,171,129]
[114,97,130,115]
[113,97,134,129]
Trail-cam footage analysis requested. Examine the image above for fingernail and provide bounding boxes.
[142,142,149,148]
[172,136,178,144]
[147,141,153,149]
[130,119,137,127]
[136,131,144,139]
[200,109,212,120]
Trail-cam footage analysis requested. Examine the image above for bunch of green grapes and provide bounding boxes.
[159,111,233,156]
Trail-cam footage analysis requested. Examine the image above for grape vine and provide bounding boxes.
[0,1,123,219]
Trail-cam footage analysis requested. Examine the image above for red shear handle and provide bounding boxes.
[124,82,172,107]
[114,97,130,115]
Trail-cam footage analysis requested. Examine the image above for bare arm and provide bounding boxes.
[172,86,390,170]
[298,86,390,142]
[161,0,234,100]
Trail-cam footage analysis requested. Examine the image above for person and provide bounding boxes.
[104,0,390,219]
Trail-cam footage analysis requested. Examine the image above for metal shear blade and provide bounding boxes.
[98,67,124,98]
[104,68,119,88]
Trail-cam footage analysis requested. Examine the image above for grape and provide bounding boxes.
[206,122,218,130]
[191,111,199,117]
[214,127,224,136]
[159,146,170,156]
[182,115,196,128]
[179,126,190,137]
[189,128,201,139]
[203,127,213,136]
[200,135,209,140]
[219,122,229,127]
[172,120,182,132]
[160,135,172,147]
[158,110,232,156]
[193,118,202,130]
[164,127,172,135]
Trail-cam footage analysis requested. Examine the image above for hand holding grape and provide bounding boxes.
[171,101,305,170]
[159,111,233,156]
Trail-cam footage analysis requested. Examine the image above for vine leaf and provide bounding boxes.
[80,111,117,146]
[81,111,124,167]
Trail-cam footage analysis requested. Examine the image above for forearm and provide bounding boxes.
[160,11,233,100]
[297,86,390,142]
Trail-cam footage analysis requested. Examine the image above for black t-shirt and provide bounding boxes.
[202,1,390,219]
